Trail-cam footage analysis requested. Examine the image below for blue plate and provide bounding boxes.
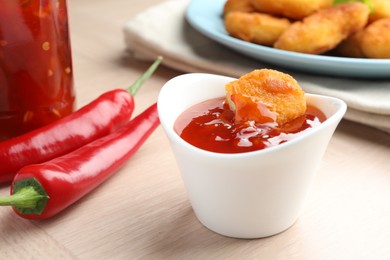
[186,0,390,78]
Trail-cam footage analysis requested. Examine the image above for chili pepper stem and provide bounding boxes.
[0,186,48,209]
[0,178,49,214]
[128,56,163,96]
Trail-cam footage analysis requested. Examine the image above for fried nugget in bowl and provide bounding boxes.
[250,0,333,20]
[225,12,291,46]
[225,69,306,125]
[274,2,370,54]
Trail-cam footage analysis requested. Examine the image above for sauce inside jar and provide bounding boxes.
[175,97,326,153]
[0,0,75,141]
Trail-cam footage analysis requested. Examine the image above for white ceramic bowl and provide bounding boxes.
[158,73,347,239]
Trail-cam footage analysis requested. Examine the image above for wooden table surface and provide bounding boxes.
[1,0,390,259]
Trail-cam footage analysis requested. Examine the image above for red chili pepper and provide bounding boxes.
[0,103,159,219]
[0,57,162,184]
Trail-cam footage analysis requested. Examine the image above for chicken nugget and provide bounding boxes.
[274,3,369,54]
[250,0,333,20]
[225,11,291,46]
[225,69,306,125]
[336,30,366,58]
[223,0,256,16]
[369,0,390,23]
[361,18,390,58]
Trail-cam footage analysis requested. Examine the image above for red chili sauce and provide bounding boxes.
[174,97,326,153]
[0,0,75,141]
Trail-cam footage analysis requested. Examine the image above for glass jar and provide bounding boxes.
[0,0,75,141]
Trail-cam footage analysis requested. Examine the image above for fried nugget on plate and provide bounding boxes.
[361,18,390,58]
[336,30,366,58]
[274,3,370,54]
[223,0,256,16]
[250,0,333,20]
[225,69,306,126]
[225,11,291,46]
[369,0,390,23]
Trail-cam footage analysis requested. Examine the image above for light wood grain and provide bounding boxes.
[1,0,390,259]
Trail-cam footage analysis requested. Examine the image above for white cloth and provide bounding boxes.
[123,0,390,132]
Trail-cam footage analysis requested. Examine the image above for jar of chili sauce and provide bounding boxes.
[0,0,75,141]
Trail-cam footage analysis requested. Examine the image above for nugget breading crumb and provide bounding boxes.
[225,69,306,126]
